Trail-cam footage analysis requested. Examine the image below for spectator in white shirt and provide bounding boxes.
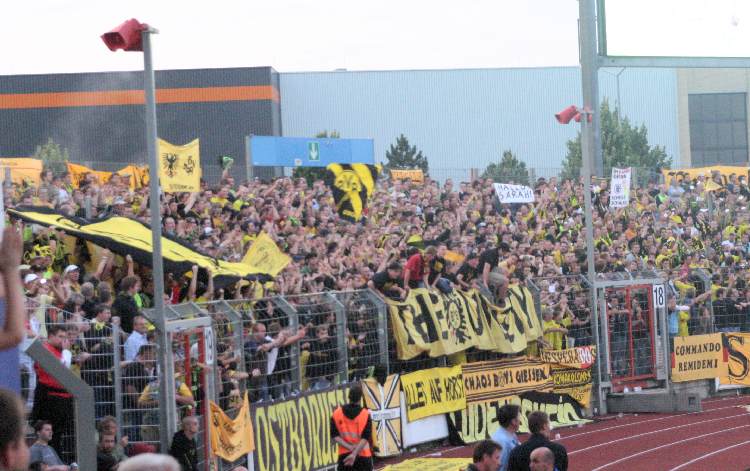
[124,315,149,362]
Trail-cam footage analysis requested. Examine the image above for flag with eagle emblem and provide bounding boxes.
[158,138,201,192]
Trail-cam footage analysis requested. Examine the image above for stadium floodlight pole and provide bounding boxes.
[101,19,176,452]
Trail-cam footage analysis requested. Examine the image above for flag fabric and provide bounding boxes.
[0,158,43,187]
[325,163,381,221]
[241,232,291,276]
[158,138,201,192]
[67,162,113,188]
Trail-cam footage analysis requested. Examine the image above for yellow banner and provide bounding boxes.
[662,165,749,186]
[0,158,43,186]
[67,162,113,188]
[540,345,597,369]
[401,366,466,421]
[720,332,750,386]
[381,458,470,471]
[362,374,402,457]
[672,333,723,382]
[209,392,255,461]
[158,138,201,192]
[117,164,149,190]
[390,169,425,183]
[387,286,543,360]
[462,358,552,404]
[551,368,593,408]
[242,232,291,277]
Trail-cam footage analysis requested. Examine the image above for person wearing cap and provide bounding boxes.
[61,265,81,298]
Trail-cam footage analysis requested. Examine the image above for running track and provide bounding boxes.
[378,395,750,470]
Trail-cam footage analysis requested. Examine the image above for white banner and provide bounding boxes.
[399,392,448,448]
[493,183,535,203]
[609,167,631,208]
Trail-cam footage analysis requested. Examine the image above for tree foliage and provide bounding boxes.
[482,150,530,185]
[384,134,429,174]
[33,138,70,177]
[292,130,339,184]
[560,100,672,183]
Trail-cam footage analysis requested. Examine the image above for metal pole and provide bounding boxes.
[580,0,604,414]
[141,28,175,452]
[84,196,92,219]
[112,324,124,441]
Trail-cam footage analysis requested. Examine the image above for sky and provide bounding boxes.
[3,0,749,76]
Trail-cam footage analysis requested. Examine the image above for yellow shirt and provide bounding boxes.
[678,310,690,337]
[543,319,563,350]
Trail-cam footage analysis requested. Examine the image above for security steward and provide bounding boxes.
[330,384,373,470]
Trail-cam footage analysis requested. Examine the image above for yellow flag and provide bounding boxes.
[0,158,43,186]
[158,138,201,192]
[117,165,150,190]
[67,162,112,188]
[242,232,291,276]
[209,392,255,461]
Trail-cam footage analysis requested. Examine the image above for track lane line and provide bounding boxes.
[667,439,750,471]
[589,424,750,471]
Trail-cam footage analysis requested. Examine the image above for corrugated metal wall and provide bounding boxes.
[280,67,679,182]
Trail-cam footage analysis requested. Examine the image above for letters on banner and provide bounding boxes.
[387,286,543,360]
[390,169,425,183]
[158,138,201,192]
[401,366,466,421]
[362,375,402,457]
[242,232,291,277]
[252,385,350,471]
[448,391,589,444]
[720,332,750,386]
[493,183,535,203]
[208,392,255,461]
[462,357,552,404]
[671,333,723,383]
[541,346,597,408]
[609,167,631,208]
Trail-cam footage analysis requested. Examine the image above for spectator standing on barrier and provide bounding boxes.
[507,412,567,471]
[465,440,502,471]
[330,384,373,471]
[403,246,435,290]
[368,263,406,301]
[29,421,69,471]
[31,324,75,459]
[124,315,150,362]
[529,447,556,471]
[490,404,521,471]
[169,416,198,471]
[0,388,30,471]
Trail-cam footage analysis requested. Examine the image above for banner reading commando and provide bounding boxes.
[387,286,543,360]
[401,366,466,421]
[462,358,552,405]
[208,392,255,461]
[672,333,723,382]
[252,385,351,471]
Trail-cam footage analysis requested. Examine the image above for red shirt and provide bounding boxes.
[35,343,72,398]
[405,253,426,280]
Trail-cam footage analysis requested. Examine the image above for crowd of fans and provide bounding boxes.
[2,164,750,469]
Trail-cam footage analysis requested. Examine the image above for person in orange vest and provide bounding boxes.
[330,384,373,470]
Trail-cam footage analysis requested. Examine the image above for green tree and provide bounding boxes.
[33,138,70,177]
[384,134,429,175]
[560,99,672,183]
[482,150,530,185]
[292,130,340,185]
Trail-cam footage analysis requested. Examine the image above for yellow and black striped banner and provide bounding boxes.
[325,163,381,221]
[461,357,553,405]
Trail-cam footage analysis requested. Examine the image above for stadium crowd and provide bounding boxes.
[2,164,750,470]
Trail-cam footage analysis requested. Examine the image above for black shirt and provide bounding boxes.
[478,248,500,276]
[457,262,478,285]
[112,293,139,334]
[371,271,400,293]
[169,430,198,471]
[428,257,447,284]
[122,362,150,410]
[508,433,568,471]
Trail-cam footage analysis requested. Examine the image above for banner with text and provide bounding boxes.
[387,286,543,360]
[609,167,631,208]
[541,345,596,408]
[401,366,466,421]
[209,392,255,462]
[462,358,552,405]
[493,183,535,203]
[251,384,350,471]
[390,169,425,183]
[447,391,589,444]
[720,332,750,387]
[362,374,402,457]
[540,345,597,370]
[671,333,723,382]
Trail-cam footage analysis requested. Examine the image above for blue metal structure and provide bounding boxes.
[247,135,374,167]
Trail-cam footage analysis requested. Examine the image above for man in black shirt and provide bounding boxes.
[170,416,199,471]
[112,276,140,334]
[456,253,480,290]
[508,411,568,471]
[428,244,452,294]
[368,263,405,300]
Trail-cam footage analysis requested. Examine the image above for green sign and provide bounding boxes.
[308,142,320,161]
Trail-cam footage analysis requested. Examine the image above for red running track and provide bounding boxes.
[377,395,750,471]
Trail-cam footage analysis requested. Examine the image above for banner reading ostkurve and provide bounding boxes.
[325,163,381,221]
[493,183,535,203]
[448,391,589,444]
[671,333,723,382]
[158,138,201,192]
[609,167,631,208]
[209,392,255,461]
[720,332,750,386]
[462,358,552,405]
[401,366,466,421]
[387,286,543,360]
[242,232,291,277]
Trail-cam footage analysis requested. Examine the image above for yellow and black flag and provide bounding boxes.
[325,163,382,222]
